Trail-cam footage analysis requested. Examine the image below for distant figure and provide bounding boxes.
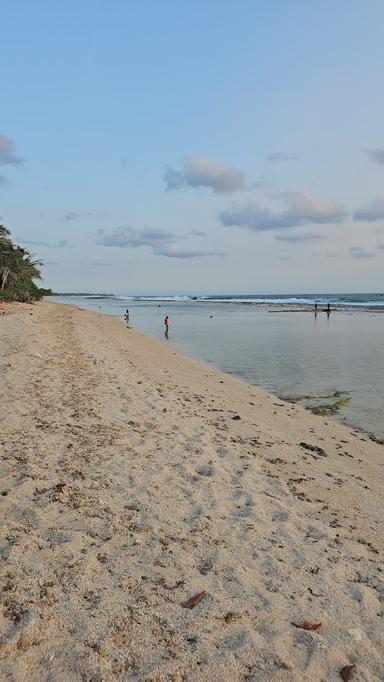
[164,314,169,338]
[326,302,331,319]
[314,301,318,317]
[124,309,130,326]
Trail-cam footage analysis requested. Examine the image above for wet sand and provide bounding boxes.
[0,301,383,681]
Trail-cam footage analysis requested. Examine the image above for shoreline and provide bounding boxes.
[1,301,383,680]
[52,297,384,441]
[52,295,384,313]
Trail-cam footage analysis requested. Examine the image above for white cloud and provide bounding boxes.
[16,237,71,248]
[97,227,225,259]
[62,211,79,221]
[97,227,175,249]
[154,243,226,258]
[0,134,23,166]
[164,166,185,191]
[364,148,384,165]
[89,262,113,267]
[350,246,375,258]
[61,211,107,222]
[17,237,50,247]
[353,198,384,222]
[274,232,325,243]
[164,155,245,193]
[219,192,347,231]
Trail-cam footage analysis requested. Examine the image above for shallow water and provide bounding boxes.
[53,296,384,439]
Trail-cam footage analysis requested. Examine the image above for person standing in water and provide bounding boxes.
[164,315,169,338]
[326,302,331,319]
[124,309,130,326]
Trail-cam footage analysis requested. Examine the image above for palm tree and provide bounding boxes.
[0,225,43,299]
[17,248,42,284]
[0,225,14,292]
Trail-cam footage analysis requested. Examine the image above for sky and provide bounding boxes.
[1,0,384,295]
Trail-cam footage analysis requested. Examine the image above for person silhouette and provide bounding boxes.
[164,315,169,338]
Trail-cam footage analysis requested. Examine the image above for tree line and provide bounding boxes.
[0,225,52,302]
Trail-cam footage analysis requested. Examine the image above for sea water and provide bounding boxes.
[53,295,384,439]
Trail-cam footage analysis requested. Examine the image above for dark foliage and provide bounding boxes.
[0,225,47,302]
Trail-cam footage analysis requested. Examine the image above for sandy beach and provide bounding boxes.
[0,301,383,681]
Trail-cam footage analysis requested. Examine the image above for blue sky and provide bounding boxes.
[1,0,384,294]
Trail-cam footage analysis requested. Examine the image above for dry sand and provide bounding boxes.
[0,301,383,681]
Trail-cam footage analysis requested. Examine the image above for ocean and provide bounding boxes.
[52,293,384,439]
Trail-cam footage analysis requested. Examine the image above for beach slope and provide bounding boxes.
[0,302,383,681]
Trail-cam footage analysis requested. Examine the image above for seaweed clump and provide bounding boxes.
[283,390,350,416]
[310,397,350,415]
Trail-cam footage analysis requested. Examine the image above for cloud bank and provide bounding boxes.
[164,155,245,193]
[364,148,384,165]
[97,227,175,249]
[353,198,384,222]
[0,134,23,166]
[97,226,225,259]
[219,192,347,231]
[274,232,325,243]
[17,237,71,248]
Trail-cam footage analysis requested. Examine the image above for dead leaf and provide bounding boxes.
[55,483,66,493]
[292,620,321,632]
[182,591,206,609]
[340,664,356,681]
